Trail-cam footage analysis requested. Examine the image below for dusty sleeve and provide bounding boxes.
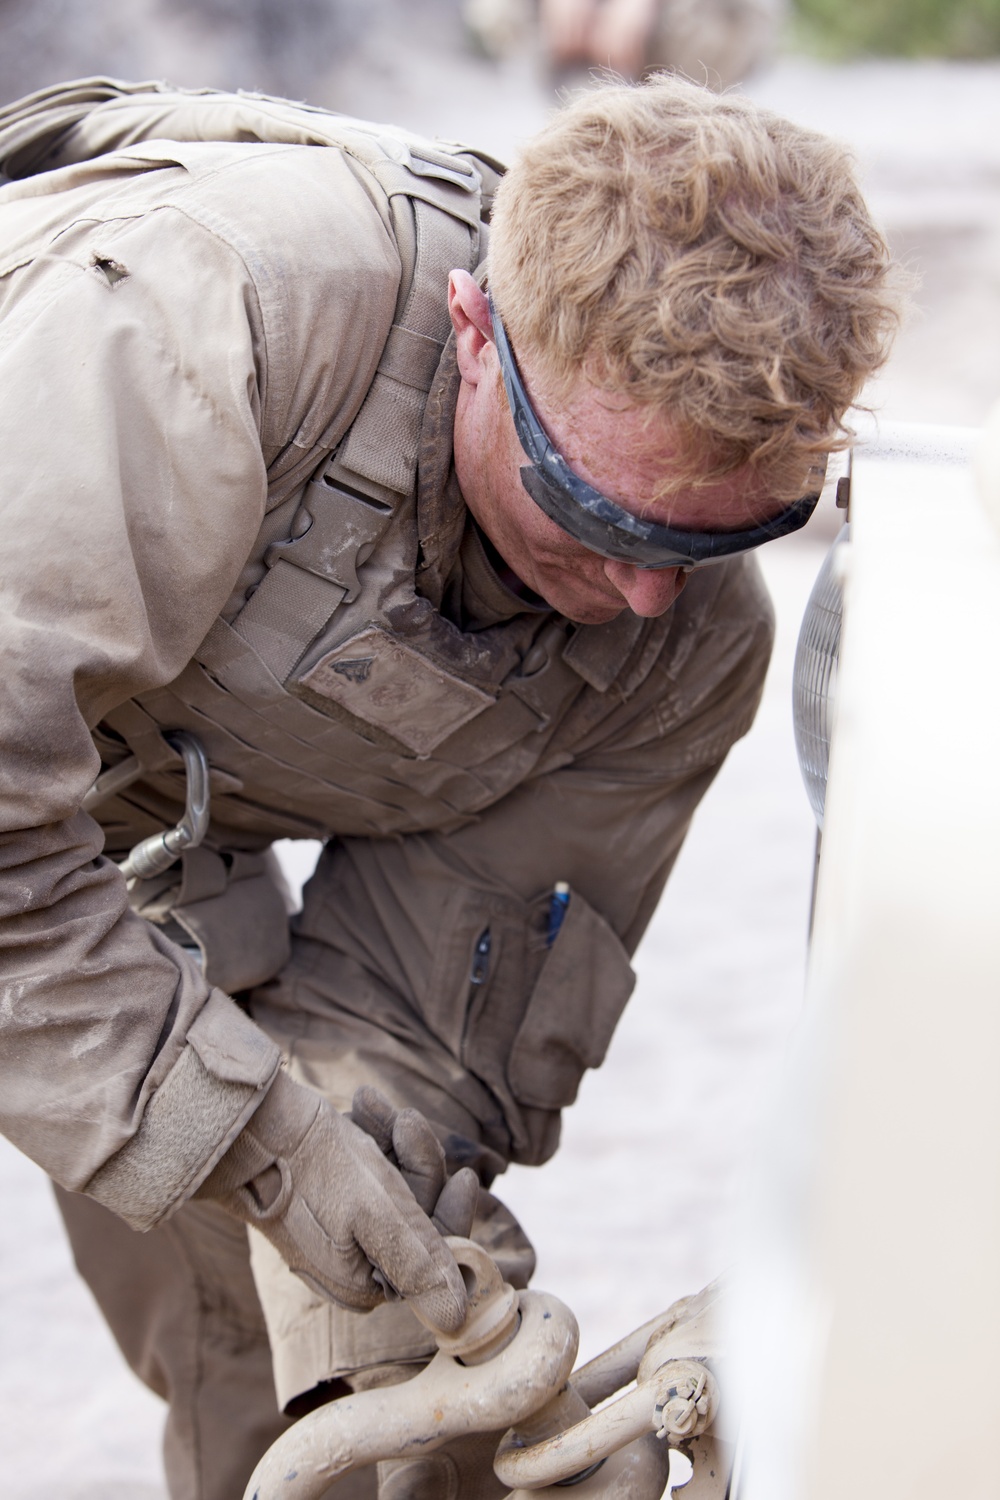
[281,557,776,1166]
[0,202,284,1217]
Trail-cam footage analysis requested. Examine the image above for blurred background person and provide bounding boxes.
[498,0,785,86]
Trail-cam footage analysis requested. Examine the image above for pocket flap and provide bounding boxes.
[172,852,291,995]
[507,891,635,1110]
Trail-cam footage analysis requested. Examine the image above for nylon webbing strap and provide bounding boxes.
[377,324,445,390]
[233,189,477,683]
[336,197,473,494]
[101,699,184,774]
[233,561,348,684]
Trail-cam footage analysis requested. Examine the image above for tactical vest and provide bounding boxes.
[1,83,670,991]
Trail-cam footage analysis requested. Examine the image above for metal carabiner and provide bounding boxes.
[117,731,211,882]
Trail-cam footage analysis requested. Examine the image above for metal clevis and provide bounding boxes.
[498,1276,730,1498]
[244,1243,730,1500]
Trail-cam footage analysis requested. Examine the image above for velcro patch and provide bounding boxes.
[298,626,495,756]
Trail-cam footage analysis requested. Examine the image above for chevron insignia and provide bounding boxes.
[331,657,375,684]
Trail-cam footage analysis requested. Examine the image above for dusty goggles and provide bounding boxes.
[489,294,821,571]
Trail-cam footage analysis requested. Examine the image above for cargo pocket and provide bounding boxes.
[131,845,293,995]
[507,890,636,1111]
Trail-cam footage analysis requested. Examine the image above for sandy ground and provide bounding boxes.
[1,32,997,1499]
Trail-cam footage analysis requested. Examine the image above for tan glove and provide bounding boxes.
[196,1071,471,1333]
[349,1084,480,1242]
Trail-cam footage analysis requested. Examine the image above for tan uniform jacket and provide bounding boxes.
[0,88,775,1229]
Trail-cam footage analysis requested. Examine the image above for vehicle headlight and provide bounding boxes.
[792,524,848,829]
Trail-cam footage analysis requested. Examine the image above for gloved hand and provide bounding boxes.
[350,1084,480,1243]
[196,1071,473,1333]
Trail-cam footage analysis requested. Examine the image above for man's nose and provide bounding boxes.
[602,561,688,617]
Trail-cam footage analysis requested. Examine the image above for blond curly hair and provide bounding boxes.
[488,75,901,501]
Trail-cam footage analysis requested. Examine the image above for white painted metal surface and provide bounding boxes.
[737,416,1000,1500]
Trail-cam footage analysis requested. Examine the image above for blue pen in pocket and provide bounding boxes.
[547,881,570,946]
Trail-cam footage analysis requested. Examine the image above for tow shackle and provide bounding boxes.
[243,1239,580,1500]
[498,1278,728,1497]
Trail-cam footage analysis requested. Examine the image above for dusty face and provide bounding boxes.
[448,272,777,625]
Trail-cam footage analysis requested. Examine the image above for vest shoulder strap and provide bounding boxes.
[231,171,480,682]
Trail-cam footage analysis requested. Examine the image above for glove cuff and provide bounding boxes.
[85,991,281,1229]
[197,1069,323,1198]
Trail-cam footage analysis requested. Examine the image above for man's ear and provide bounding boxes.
[448,269,493,386]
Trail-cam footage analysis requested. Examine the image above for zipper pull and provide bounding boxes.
[470,928,491,987]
